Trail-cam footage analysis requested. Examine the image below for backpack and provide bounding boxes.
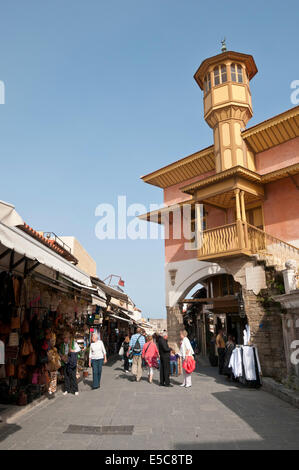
[132,335,143,354]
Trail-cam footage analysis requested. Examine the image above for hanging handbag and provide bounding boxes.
[26,351,37,366]
[21,318,30,335]
[6,362,15,377]
[18,364,27,380]
[21,338,33,356]
[9,331,19,347]
[32,370,40,385]
[0,364,6,379]
[0,322,11,335]
[118,344,124,357]
[11,312,21,330]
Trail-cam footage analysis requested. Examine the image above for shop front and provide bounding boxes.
[0,213,101,407]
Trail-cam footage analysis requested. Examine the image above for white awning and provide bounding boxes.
[91,295,107,308]
[0,201,23,227]
[0,222,92,286]
[108,313,133,324]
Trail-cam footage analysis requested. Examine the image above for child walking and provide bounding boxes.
[170,350,178,376]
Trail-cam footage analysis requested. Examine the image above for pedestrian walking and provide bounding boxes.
[142,335,159,383]
[216,328,226,375]
[157,331,172,387]
[89,333,107,390]
[223,335,236,379]
[122,335,131,373]
[179,330,195,388]
[63,340,79,396]
[170,350,178,376]
[127,328,145,382]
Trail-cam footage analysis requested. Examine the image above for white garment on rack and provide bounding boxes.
[228,348,243,378]
[0,340,5,364]
[242,346,257,381]
[243,324,251,346]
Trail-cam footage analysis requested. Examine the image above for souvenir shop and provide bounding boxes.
[0,216,101,407]
[0,267,98,406]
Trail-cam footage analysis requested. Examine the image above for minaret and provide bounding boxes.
[194,42,258,173]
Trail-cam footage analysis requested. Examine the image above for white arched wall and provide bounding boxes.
[165,258,226,308]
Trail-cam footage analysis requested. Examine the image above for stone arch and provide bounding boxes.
[170,263,226,307]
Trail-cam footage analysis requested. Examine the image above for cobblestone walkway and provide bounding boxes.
[1,358,299,450]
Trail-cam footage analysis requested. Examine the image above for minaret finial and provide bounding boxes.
[221,38,227,53]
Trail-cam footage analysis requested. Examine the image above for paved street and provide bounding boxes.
[1,357,299,450]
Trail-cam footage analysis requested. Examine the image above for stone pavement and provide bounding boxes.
[0,357,299,450]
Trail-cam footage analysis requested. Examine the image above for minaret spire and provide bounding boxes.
[221,38,227,53]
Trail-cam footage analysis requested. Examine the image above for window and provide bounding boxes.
[237,64,243,83]
[221,64,227,83]
[213,65,227,86]
[204,73,211,93]
[231,63,236,82]
[231,63,243,83]
[214,66,220,86]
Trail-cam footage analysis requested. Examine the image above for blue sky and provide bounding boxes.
[0,1,298,318]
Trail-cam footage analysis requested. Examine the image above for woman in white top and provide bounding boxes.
[89,334,107,390]
[179,330,194,388]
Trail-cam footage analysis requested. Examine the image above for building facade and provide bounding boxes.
[141,48,299,380]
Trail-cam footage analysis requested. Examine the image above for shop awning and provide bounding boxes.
[0,222,92,286]
[91,295,107,308]
[108,313,134,324]
[0,201,24,227]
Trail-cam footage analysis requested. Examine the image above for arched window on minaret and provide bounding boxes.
[214,66,220,86]
[221,64,227,83]
[231,63,243,83]
[213,64,228,86]
[204,72,211,93]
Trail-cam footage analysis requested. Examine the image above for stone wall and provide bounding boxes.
[167,305,184,351]
[243,290,287,380]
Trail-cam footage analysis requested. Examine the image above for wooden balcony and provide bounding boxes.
[198,221,299,267]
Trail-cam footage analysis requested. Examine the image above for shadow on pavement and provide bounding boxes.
[0,423,22,443]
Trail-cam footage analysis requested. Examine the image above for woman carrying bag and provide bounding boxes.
[142,335,159,384]
[179,330,195,388]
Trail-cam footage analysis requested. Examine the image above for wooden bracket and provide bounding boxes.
[288,173,299,191]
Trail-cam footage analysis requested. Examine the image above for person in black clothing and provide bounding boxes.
[123,335,130,373]
[158,331,172,387]
[63,343,78,395]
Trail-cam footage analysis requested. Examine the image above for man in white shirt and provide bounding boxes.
[89,333,107,389]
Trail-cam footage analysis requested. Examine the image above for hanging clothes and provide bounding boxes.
[228,347,243,378]
[229,345,262,387]
[0,339,5,364]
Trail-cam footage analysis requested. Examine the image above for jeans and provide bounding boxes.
[91,358,104,388]
[170,361,178,375]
